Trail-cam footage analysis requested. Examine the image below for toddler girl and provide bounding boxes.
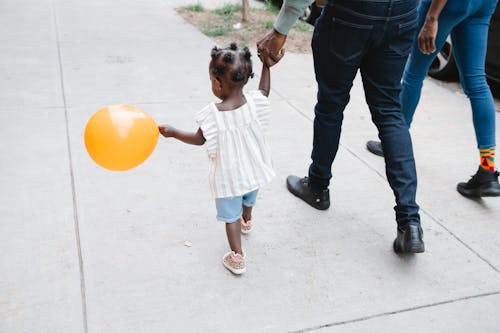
[159,43,274,275]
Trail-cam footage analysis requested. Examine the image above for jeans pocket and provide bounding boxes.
[329,17,373,63]
[388,17,418,56]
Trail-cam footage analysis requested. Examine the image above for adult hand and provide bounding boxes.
[257,29,287,67]
[418,18,438,54]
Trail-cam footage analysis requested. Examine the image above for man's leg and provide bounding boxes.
[361,55,421,228]
[360,20,423,253]
[287,3,368,209]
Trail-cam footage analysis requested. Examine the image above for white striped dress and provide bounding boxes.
[195,90,275,198]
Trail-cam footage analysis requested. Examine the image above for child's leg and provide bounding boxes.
[225,221,243,255]
[242,189,258,222]
[215,196,245,255]
[241,190,258,234]
[242,205,253,222]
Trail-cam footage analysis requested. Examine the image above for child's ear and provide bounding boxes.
[215,77,223,91]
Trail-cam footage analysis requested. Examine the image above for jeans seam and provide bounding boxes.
[332,17,374,29]
[332,3,417,21]
[399,16,418,29]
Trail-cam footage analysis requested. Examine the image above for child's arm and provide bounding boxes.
[258,63,271,97]
[159,125,206,146]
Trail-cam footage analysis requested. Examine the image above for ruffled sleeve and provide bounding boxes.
[195,104,218,158]
[247,90,271,134]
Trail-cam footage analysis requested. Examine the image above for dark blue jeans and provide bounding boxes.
[309,0,421,226]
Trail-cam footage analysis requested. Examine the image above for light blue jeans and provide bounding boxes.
[215,189,258,223]
[401,0,498,148]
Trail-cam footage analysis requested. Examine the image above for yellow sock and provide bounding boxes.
[480,147,496,172]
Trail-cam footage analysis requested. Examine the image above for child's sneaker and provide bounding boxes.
[222,251,246,275]
[240,218,252,234]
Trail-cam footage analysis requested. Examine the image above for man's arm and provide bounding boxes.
[257,0,313,66]
[274,0,314,36]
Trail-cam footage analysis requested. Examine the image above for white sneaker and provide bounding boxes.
[222,251,246,275]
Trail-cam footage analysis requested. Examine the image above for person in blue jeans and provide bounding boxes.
[258,0,425,253]
[367,0,500,198]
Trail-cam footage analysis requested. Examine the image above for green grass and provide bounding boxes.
[263,21,274,29]
[294,20,311,32]
[213,4,243,21]
[181,3,204,12]
[203,25,232,37]
[264,0,280,14]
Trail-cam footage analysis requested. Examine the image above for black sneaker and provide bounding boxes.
[457,166,500,198]
[286,175,330,210]
[393,223,425,254]
[366,140,384,157]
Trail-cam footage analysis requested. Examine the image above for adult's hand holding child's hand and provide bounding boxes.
[257,29,287,67]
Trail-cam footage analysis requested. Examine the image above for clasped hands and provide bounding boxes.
[256,29,287,67]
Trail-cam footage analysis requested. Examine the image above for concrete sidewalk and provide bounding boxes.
[1,0,499,332]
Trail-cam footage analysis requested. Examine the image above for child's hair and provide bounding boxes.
[210,43,254,85]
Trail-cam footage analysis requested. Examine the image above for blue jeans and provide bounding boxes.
[401,0,498,148]
[310,0,420,226]
[215,189,258,223]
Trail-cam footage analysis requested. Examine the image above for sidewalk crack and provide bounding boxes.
[51,1,88,332]
[291,290,500,332]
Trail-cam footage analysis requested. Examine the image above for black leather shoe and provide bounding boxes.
[393,224,425,254]
[366,140,384,157]
[286,175,330,210]
[457,166,500,198]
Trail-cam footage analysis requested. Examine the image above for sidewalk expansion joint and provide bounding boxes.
[291,290,500,332]
[285,99,500,275]
[51,1,89,332]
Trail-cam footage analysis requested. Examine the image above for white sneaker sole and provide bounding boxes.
[241,227,252,235]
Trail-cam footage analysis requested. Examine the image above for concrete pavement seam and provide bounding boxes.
[290,290,500,332]
[51,2,89,332]
[284,99,500,275]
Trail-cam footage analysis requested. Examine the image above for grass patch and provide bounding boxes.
[264,0,280,14]
[294,21,311,32]
[203,25,233,37]
[213,4,243,21]
[263,21,274,29]
[182,3,204,12]
[177,2,313,54]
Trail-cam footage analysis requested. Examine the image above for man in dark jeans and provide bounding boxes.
[257,0,425,253]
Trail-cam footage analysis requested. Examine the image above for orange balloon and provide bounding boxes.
[84,105,159,171]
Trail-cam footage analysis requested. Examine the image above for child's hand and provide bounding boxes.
[159,124,176,138]
[258,54,270,68]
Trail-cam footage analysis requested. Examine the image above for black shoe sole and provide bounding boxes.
[393,239,425,254]
[366,141,384,157]
[457,182,500,198]
[286,180,330,211]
